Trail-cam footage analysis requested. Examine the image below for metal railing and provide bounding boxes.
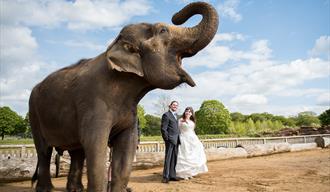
[1,134,329,159]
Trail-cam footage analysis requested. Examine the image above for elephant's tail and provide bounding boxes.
[55,153,61,178]
[31,160,39,188]
[54,147,64,178]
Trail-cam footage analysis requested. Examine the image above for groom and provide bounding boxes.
[161,101,181,183]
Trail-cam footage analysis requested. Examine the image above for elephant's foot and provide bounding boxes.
[66,183,84,192]
[35,183,53,192]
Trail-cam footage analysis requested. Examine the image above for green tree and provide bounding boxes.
[260,121,269,132]
[137,105,146,129]
[230,112,246,122]
[255,120,262,132]
[228,121,235,134]
[319,109,330,126]
[273,120,283,131]
[286,117,297,127]
[0,106,25,140]
[233,121,246,136]
[296,111,320,126]
[195,100,231,134]
[271,115,294,127]
[248,113,274,122]
[12,117,27,136]
[245,118,256,135]
[24,112,32,138]
[266,120,274,132]
[144,114,161,136]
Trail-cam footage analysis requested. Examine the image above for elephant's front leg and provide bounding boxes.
[82,123,110,192]
[111,126,138,192]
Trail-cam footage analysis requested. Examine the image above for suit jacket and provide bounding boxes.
[161,111,180,145]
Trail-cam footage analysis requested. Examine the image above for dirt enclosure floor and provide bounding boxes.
[1,149,329,192]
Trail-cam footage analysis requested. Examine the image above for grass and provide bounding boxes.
[0,137,34,145]
[0,134,243,145]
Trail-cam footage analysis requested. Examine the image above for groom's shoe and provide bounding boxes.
[162,178,169,183]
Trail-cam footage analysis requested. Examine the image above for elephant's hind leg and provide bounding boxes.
[35,146,54,192]
[67,148,85,192]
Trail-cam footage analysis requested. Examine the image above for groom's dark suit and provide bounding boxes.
[161,111,180,181]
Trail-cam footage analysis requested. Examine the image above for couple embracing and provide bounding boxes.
[161,101,208,183]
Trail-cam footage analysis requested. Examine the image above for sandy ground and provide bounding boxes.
[1,149,329,192]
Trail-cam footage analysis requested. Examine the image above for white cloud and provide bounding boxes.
[0,25,39,77]
[47,40,105,52]
[230,94,268,105]
[0,25,53,115]
[0,0,152,30]
[217,0,242,22]
[141,37,329,117]
[250,40,272,59]
[317,92,330,106]
[213,33,245,42]
[187,39,271,68]
[0,0,152,116]
[309,36,330,57]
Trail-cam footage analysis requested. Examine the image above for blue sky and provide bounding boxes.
[0,0,329,117]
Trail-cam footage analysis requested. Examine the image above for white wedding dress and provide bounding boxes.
[176,119,208,179]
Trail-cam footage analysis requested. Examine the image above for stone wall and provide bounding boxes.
[1,137,328,182]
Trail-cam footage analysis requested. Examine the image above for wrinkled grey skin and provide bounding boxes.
[29,2,218,192]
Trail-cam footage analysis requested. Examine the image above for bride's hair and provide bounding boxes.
[181,107,196,123]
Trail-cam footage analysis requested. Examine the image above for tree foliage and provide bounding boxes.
[137,104,146,129]
[144,114,161,136]
[230,112,246,122]
[295,111,320,126]
[318,108,330,126]
[195,100,231,134]
[0,106,26,140]
[24,112,32,138]
[248,112,273,122]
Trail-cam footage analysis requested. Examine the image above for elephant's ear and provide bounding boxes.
[106,36,144,77]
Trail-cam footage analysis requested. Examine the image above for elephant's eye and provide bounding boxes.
[159,28,168,34]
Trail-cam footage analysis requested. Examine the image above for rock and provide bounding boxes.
[0,151,73,181]
[290,143,318,152]
[205,147,247,161]
[133,152,164,169]
[314,136,330,148]
[239,143,291,157]
[0,158,37,181]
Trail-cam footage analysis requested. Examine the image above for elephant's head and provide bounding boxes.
[106,2,219,89]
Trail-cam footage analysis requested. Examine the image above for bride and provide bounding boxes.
[176,107,208,179]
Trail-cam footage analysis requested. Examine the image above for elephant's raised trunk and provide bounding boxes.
[171,2,219,58]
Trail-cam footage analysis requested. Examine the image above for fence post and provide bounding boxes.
[20,146,26,158]
[263,138,266,144]
[156,142,160,152]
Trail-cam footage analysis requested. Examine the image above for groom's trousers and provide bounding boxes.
[163,141,179,179]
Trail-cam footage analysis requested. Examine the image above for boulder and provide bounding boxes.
[290,143,318,152]
[205,147,247,161]
[238,143,291,157]
[314,136,330,148]
[0,158,43,182]
[133,152,164,169]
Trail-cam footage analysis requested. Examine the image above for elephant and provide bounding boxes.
[29,1,219,192]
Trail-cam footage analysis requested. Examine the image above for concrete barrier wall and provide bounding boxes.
[0,136,326,182]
